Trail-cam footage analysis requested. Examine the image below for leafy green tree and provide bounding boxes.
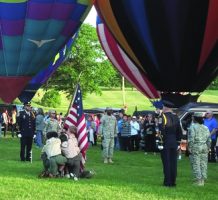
[41,89,61,108]
[207,77,218,90]
[47,24,120,98]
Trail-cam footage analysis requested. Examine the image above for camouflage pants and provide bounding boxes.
[192,152,208,180]
[102,138,114,159]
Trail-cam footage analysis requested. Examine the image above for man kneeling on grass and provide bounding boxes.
[59,126,82,181]
[40,131,67,178]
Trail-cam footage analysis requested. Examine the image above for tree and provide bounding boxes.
[207,77,218,90]
[46,24,120,98]
[41,89,61,108]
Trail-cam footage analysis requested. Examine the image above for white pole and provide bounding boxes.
[122,76,126,106]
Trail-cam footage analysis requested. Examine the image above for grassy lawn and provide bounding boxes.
[26,89,218,115]
[0,137,218,200]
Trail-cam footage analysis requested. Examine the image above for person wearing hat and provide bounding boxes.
[17,102,36,162]
[188,112,211,186]
[204,110,218,162]
[43,110,60,137]
[99,107,118,164]
[159,100,182,187]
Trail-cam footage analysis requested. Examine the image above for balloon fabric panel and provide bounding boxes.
[95,0,143,70]
[18,35,77,103]
[95,0,218,93]
[97,17,160,99]
[0,0,93,103]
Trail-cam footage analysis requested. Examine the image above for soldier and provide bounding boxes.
[159,100,182,187]
[17,102,36,162]
[43,110,60,136]
[99,107,118,164]
[188,112,211,186]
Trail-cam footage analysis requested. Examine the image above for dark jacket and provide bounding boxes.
[18,110,36,137]
[161,112,182,148]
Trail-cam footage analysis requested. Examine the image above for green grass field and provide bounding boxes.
[0,137,218,200]
[20,89,218,115]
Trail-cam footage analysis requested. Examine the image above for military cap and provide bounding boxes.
[49,110,56,114]
[193,112,204,117]
[105,107,112,111]
[162,100,175,108]
[23,101,31,106]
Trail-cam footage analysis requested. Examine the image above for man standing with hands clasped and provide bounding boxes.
[159,100,182,187]
[18,102,36,162]
[99,107,118,164]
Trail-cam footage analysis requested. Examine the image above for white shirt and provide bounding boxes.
[130,121,140,136]
[42,137,62,159]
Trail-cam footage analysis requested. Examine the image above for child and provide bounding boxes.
[40,131,67,177]
[60,126,82,180]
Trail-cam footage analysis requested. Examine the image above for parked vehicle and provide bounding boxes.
[84,107,123,119]
[176,102,218,129]
[135,102,218,151]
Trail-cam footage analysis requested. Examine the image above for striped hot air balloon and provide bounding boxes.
[95,0,218,106]
[0,0,94,103]
[97,16,160,99]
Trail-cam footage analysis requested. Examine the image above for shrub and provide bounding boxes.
[40,89,61,108]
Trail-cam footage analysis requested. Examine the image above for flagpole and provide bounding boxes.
[66,72,83,116]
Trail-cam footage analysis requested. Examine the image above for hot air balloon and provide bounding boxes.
[95,0,218,107]
[0,0,94,103]
[18,33,77,103]
[97,16,160,99]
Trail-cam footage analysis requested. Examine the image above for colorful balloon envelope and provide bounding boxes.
[0,0,94,103]
[18,34,77,103]
[97,16,160,99]
[95,0,218,105]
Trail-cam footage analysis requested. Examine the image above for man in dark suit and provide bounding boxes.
[18,102,36,162]
[160,100,182,187]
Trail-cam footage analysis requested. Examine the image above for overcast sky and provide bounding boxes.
[84,6,97,27]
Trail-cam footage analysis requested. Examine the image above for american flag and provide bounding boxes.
[64,84,88,170]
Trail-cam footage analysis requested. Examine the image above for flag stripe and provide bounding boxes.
[64,84,88,170]
[97,20,160,99]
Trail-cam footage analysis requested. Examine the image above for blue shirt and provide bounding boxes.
[118,119,123,133]
[204,117,218,140]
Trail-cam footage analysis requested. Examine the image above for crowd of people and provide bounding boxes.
[91,103,217,187]
[1,101,217,186]
[0,106,17,138]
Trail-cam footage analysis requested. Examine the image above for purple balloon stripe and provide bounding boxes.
[27,2,75,20]
[61,20,77,36]
[1,20,24,36]
[52,3,75,20]
[27,3,52,20]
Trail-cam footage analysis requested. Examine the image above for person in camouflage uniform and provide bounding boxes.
[43,110,61,136]
[188,112,211,186]
[99,107,118,164]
